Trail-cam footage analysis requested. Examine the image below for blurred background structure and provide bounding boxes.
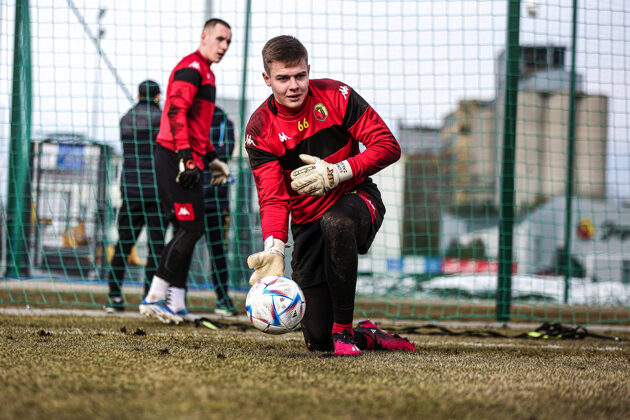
[1,0,629,323]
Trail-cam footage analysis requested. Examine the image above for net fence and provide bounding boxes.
[1,0,629,323]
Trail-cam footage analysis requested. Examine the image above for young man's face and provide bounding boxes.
[263,59,310,109]
[200,23,232,63]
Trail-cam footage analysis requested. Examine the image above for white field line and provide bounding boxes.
[0,307,250,322]
[0,280,246,298]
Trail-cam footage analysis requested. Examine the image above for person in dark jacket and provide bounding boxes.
[106,80,167,312]
[203,106,236,315]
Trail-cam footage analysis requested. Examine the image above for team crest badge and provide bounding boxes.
[313,103,328,122]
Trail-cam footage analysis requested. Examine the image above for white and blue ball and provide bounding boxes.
[245,275,306,335]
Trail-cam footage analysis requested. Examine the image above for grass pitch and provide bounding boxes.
[1,312,629,420]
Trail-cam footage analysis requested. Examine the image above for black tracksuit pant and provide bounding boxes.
[108,197,165,297]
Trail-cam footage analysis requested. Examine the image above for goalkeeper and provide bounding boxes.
[140,18,232,324]
[245,35,417,356]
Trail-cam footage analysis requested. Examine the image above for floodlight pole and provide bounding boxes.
[91,8,106,140]
[66,0,133,103]
[496,0,521,322]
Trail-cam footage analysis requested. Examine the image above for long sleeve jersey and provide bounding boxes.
[245,78,401,243]
[156,50,217,169]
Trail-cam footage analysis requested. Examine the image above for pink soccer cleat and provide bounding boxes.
[354,320,418,351]
[332,331,362,356]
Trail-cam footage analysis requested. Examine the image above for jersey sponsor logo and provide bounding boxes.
[313,103,328,121]
[245,134,256,147]
[278,132,291,143]
[339,85,349,100]
[189,61,201,70]
[174,202,195,221]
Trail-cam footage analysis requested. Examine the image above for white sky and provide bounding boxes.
[0,0,629,199]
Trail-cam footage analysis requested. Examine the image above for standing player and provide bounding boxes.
[245,35,417,356]
[140,18,232,324]
[203,106,237,316]
[106,80,166,312]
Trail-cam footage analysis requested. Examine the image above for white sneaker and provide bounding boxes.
[139,300,184,325]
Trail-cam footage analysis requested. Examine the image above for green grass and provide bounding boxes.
[1,313,629,420]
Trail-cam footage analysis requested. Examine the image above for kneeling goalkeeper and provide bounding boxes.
[244,35,417,356]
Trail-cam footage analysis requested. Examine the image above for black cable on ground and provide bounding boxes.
[387,322,625,342]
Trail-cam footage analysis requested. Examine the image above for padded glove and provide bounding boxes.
[247,237,289,286]
[290,154,353,197]
[207,158,230,186]
[176,148,201,189]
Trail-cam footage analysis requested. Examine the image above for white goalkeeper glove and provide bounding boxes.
[290,154,353,197]
[247,237,289,286]
[208,158,230,186]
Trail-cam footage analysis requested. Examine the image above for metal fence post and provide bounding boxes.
[496,0,521,322]
[563,0,579,304]
[7,0,32,277]
[231,0,253,286]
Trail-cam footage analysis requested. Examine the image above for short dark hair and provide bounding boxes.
[262,35,308,74]
[204,18,231,31]
[138,80,160,101]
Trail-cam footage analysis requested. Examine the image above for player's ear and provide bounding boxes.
[307,64,310,75]
[262,72,271,86]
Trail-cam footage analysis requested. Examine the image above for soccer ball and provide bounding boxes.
[245,275,306,335]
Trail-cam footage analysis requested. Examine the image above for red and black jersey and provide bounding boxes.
[156,50,217,169]
[245,78,401,243]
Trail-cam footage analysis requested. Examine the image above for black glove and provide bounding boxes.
[175,148,201,189]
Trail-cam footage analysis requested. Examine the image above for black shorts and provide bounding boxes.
[154,145,204,230]
[290,179,385,289]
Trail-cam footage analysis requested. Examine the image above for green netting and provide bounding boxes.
[1,0,629,324]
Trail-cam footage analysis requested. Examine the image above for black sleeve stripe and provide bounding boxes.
[173,68,202,87]
[246,146,279,169]
[197,84,216,102]
[342,89,369,129]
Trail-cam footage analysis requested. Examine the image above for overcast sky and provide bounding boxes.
[0,0,628,199]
